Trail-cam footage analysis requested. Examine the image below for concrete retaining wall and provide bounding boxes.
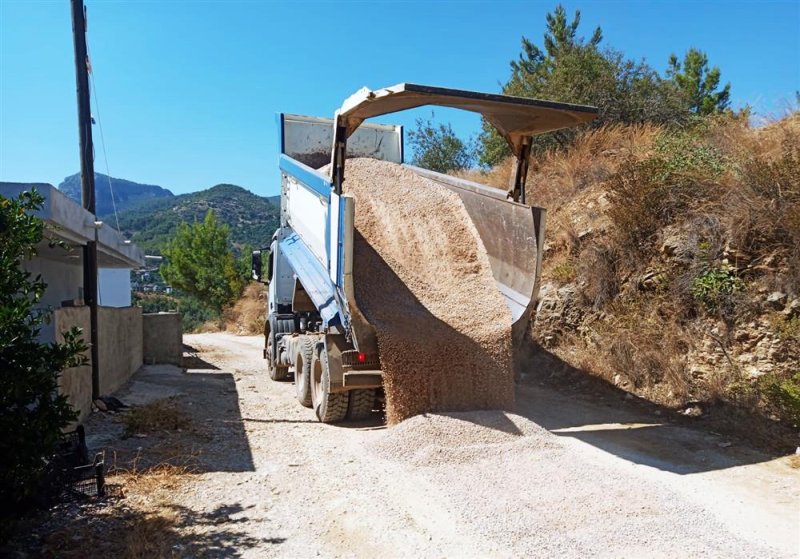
[54,305,144,421]
[97,306,143,395]
[54,306,92,424]
[143,313,183,365]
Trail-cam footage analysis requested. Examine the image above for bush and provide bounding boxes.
[133,292,217,333]
[758,372,800,426]
[730,146,800,291]
[0,190,88,526]
[606,130,725,258]
[551,259,577,284]
[691,263,742,313]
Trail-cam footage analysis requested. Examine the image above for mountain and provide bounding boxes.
[115,183,280,254]
[58,173,173,217]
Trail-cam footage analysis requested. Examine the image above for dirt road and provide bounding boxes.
[105,333,798,558]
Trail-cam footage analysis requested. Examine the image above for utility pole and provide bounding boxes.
[71,0,100,400]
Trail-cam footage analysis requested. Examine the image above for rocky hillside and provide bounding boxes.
[58,172,173,216]
[115,183,280,254]
[462,113,800,440]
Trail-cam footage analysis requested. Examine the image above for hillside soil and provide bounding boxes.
[10,333,798,558]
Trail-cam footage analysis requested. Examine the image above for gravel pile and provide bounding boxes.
[370,410,556,466]
[343,158,514,423]
[370,411,784,558]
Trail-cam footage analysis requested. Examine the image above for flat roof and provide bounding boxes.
[0,182,144,268]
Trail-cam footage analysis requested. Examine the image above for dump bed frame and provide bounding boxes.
[255,83,597,422]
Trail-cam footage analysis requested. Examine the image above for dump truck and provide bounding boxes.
[251,83,597,423]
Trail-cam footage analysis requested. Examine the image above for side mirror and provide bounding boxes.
[251,250,263,282]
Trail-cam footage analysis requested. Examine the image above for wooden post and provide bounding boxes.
[71,0,100,400]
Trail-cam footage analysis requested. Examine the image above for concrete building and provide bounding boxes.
[1,182,146,422]
[2,182,143,335]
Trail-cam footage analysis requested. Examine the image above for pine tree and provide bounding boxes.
[161,210,245,313]
[667,48,731,115]
[479,4,694,167]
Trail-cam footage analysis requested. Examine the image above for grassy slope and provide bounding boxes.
[462,113,800,435]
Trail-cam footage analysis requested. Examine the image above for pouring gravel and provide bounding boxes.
[343,158,514,423]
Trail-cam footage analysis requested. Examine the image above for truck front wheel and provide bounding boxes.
[293,337,314,407]
[267,329,291,381]
[310,344,349,423]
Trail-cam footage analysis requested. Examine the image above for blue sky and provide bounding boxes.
[1,1,798,197]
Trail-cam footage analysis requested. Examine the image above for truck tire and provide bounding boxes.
[267,333,291,381]
[347,389,376,420]
[293,337,314,407]
[311,344,349,423]
[267,317,294,382]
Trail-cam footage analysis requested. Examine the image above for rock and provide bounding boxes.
[93,398,107,412]
[783,299,800,318]
[680,405,703,417]
[766,291,787,310]
[639,270,666,290]
[660,226,694,261]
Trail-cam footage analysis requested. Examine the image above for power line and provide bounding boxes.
[85,38,121,233]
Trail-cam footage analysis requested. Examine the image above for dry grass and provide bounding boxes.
[122,398,190,438]
[33,455,198,559]
[528,114,800,427]
[222,281,266,335]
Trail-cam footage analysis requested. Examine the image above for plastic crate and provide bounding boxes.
[67,452,106,498]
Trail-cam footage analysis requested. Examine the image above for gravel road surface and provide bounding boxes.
[110,333,798,558]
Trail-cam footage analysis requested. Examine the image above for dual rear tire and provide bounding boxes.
[310,344,350,423]
[272,332,379,423]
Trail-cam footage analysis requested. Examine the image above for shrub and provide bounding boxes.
[758,372,800,426]
[551,259,577,284]
[577,242,620,308]
[651,130,728,177]
[0,190,88,526]
[691,263,742,313]
[729,145,800,291]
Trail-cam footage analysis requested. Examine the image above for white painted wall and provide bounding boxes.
[23,257,83,308]
[98,268,132,307]
[22,257,83,342]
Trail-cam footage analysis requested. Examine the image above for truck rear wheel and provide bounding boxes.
[311,344,349,423]
[293,337,314,407]
[348,389,377,420]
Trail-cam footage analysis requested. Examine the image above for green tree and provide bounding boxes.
[667,48,731,115]
[479,4,691,166]
[161,210,245,313]
[0,190,87,522]
[408,115,476,173]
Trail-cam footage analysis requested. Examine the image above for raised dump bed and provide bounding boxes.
[252,83,597,423]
